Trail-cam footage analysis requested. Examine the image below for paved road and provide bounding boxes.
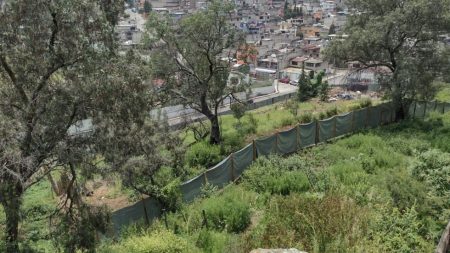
[69,82,297,135]
[150,85,278,119]
[164,82,297,127]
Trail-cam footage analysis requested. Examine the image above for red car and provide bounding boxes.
[279,77,290,84]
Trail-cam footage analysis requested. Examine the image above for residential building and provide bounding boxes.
[290,56,308,68]
[300,25,321,37]
[304,58,326,71]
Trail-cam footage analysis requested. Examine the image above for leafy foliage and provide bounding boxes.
[146,0,245,144]
[326,0,450,118]
[185,142,222,169]
[201,190,251,233]
[100,228,198,253]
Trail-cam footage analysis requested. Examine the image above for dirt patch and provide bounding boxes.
[84,183,131,211]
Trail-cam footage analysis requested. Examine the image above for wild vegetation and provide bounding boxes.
[1,0,450,251]
[98,111,450,252]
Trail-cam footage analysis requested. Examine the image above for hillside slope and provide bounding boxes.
[100,111,450,253]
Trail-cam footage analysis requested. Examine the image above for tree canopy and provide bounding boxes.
[326,0,450,118]
[0,0,174,251]
[145,1,245,144]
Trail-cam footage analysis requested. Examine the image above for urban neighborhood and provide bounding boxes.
[1,0,450,252]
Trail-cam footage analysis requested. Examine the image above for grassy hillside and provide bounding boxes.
[99,111,450,253]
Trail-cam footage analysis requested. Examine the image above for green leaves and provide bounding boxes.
[326,0,450,116]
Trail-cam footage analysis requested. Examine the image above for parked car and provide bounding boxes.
[279,77,290,84]
[289,79,299,86]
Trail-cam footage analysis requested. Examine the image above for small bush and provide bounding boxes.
[221,132,245,155]
[410,149,450,197]
[160,179,183,212]
[325,107,338,117]
[103,229,198,253]
[385,169,429,213]
[318,111,327,120]
[196,229,240,253]
[280,117,295,127]
[368,206,433,252]
[243,156,311,195]
[186,142,222,168]
[201,191,251,233]
[247,114,258,133]
[349,98,372,111]
[297,112,314,124]
[358,98,372,108]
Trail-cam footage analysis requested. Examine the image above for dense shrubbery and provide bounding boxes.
[243,194,370,252]
[185,142,222,168]
[14,110,449,252]
[243,156,310,195]
[99,112,450,252]
[199,188,252,233]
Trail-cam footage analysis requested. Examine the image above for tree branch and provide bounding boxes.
[0,55,28,104]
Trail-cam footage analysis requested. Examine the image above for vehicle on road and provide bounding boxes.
[279,77,290,84]
[289,79,299,86]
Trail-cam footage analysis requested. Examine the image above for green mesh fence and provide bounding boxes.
[425,101,439,115]
[409,101,416,117]
[233,143,254,178]
[299,122,316,148]
[379,103,394,124]
[111,101,448,235]
[336,113,353,136]
[111,200,148,234]
[255,135,278,156]
[368,105,381,128]
[278,127,298,154]
[414,101,427,118]
[435,102,446,114]
[205,156,232,188]
[353,108,368,131]
[180,174,205,203]
[445,103,450,113]
[319,118,335,142]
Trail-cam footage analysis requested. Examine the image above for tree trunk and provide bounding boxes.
[392,87,408,121]
[209,115,221,144]
[2,184,22,253]
[47,173,60,196]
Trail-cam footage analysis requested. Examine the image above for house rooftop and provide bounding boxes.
[305,58,323,64]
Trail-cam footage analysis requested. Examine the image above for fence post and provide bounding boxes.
[434,100,438,111]
[379,107,383,126]
[203,172,208,185]
[275,132,279,153]
[351,111,355,132]
[296,125,301,149]
[391,103,395,123]
[315,120,320,145]
[230,153,235,182]
[423,102,427,118]
[202,210,208,229]
[163,209,168,229]
[413,101,417,118]
[252,140,257,161]
[366,106,370,128]
[333,116,337,138]
[141,196,150,226]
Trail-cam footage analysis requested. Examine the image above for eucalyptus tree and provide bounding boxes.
[145,1,245,144]
[326,0,450,119]
[0,1,175,252]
